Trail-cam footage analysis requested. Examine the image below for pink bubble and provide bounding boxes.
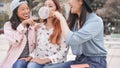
[38,6,50,19]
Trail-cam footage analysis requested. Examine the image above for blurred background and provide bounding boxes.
[0,0,120,36]
[0,0,120,68]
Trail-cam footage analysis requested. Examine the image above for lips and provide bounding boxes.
[23,14,29,18]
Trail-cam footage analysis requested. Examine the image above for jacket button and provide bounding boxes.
[16,40,18,42]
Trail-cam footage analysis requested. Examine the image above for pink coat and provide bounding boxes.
[0,21,36,68]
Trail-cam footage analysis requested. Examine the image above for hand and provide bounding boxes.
[30,58,51,64]
[19,56,32,62]
[53,11,63,20]
[35,23,41,31]
[22,18,38,27]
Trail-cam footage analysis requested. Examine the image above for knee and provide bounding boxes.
[43,63,66,68]
[27,62,43,68]
[12,60,27,68]
[27,62,36,68]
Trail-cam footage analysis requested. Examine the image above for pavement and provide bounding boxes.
[0,34,120,68]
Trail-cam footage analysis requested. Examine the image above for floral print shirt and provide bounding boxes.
[30,23,69,64]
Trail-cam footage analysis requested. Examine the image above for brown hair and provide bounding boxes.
[45,0,62,45]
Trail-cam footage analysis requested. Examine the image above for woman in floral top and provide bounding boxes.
[27,0,69,68]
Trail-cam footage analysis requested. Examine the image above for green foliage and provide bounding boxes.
[0,12,9,28]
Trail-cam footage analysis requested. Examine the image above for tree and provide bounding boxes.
[96,0,120,34]
[0,12,9,28]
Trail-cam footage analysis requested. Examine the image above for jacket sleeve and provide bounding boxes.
[48,36,69,64]
[66,17,103,46]
[4,22,26,47]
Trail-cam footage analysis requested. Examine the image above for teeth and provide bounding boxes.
[24,15,28,16]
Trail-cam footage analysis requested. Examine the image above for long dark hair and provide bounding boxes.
[10,7,21,30]
[10,0,28,30]
[68,0,93,30]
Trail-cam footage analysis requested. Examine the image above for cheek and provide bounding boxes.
[27,10,30,14]
[71,4,81,13]
[49,7,56,14]
[17,11,23,18]
[50,7,56,12]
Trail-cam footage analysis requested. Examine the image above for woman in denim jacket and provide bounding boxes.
[50,0,107,68]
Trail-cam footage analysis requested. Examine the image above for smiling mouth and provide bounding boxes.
[23,15,29,17]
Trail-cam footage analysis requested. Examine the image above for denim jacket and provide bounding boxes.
[66,12,107,56]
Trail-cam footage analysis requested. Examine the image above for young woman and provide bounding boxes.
[0,0,36,68]
[52,0,107,68]
[26,0,69,68]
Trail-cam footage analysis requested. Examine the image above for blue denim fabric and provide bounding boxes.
[42,55,107,68]
[27,62,65,68]
[43,63,66,68]
[27,62,43,68]
[12,60,28,68]
[66,12,107,56]
[74,54,107,68]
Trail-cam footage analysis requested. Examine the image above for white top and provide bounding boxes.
[30,23,69,64]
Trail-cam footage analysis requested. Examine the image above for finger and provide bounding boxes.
[29,19,33,26]
[31,19,35,26]
[19,58,25,61]
[31,59,36,62]
[28,19,33,26]
[31,18,36,25]
[24,20,28,25]
[30,59,34,62]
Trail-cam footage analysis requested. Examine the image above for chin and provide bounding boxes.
[71,11,76,14]
[24,17,29,19]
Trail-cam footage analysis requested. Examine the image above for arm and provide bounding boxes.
[66,17,103,46]
[54,12,103,46]
[54,11,70,39]
[4,22,26,47]
[30,57,51,64]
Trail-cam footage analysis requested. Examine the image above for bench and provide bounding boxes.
[104,37,120,48]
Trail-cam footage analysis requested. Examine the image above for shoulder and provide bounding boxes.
[87,12,103,22]
[86,12,103,25]
[4,21,11,28]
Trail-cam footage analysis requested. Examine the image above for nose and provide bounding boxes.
[25,9,30,13]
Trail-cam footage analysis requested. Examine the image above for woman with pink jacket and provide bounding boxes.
[0,0,36,68]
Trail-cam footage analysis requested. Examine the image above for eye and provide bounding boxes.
[26,7,29,10]
[49,5,53,7]
[49,4,53,7]
[21,8,25,10]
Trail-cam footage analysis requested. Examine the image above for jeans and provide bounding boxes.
[41,54,107,68]
[12,60,28,68]
[43,63,66,68]
[27,62,43,68]
[27,62,65,68]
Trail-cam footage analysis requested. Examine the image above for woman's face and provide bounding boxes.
[69,0,83,15]
[44,0,57,17]
[17,3,30,21]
